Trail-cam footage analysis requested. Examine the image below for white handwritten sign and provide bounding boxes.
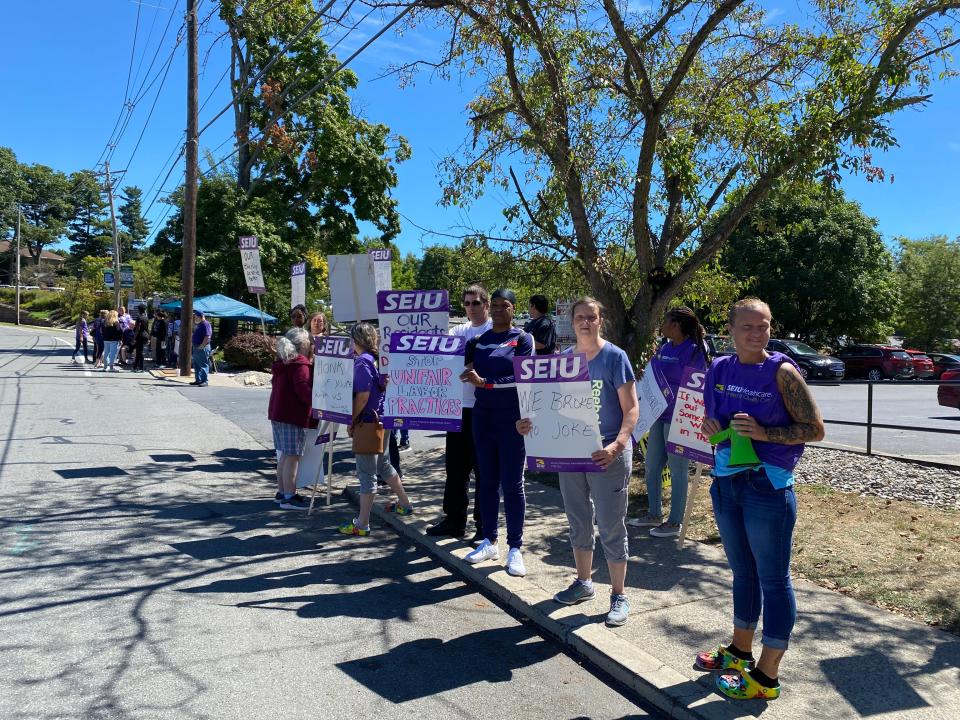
[290,261,306,309]
[238,236,266,295]
[383,333,465,431]
[377,290,449,371]
[666,366,714,466]
[328,254,378,322]
[368,248,393,293]
[633,361,672,442]
[514,353,603,472]
[312,335,354,424]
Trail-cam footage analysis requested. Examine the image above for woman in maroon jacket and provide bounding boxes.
[268,327,314,509]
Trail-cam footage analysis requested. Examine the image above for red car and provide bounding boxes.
[938,368,960,411]
[835,345,915,381]
[905,349,936,379]
[928,352,960,379]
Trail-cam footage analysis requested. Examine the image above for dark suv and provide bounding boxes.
[766,339,845,380]
[835,345,915,381]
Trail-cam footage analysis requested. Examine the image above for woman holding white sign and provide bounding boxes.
[631,307,708,537]
[697,298,824,701]
[517,297,638,626]
[461,289,534,576]
[339,323,413,537]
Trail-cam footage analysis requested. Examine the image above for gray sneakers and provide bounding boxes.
[606,594,630,626]
[554,579,596,605]
[649,522,682,538]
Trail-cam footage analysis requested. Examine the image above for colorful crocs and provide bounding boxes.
[694,645,754,673]
[716,669,781,700]
[338,520,370,536]
[386,502,414,516]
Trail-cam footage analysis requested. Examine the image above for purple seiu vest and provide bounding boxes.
[705,351,805,472]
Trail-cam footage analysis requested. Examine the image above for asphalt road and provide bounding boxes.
[0,325,656,720]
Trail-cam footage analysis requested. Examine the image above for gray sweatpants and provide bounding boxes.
[558,450,632,563]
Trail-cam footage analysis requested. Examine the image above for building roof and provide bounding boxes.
[0,241,67,263]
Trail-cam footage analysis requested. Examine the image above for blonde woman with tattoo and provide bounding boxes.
[696,298,824,701]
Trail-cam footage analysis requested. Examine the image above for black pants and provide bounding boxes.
[134,340,146,371]
[72,337,89,361]
[388,429,402,479]
[442,408,482,532]
[155,343,166,367]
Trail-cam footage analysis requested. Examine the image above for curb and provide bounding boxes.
[344,485,720,720]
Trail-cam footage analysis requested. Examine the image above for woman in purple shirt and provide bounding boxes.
[633,307,707,537]
[696,298,824,701]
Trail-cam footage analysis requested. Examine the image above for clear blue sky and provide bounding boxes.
[2,1,958,258]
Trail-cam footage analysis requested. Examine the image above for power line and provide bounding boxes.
[122,1,142,108]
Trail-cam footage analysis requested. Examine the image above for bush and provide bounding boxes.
[223,332,277,371]
[22,292,63,312]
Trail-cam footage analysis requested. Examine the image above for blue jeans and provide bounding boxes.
[644,420,690,524]
[192,346,210,384]
[710,470,797,650]
[103,340,120,370]
[472,406,526,549]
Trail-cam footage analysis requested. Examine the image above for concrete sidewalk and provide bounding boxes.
[346,449,960,720]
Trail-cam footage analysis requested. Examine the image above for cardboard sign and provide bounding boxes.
[376,290,449,371]
[328,254,378,322]
[312,335,354,424]
[514,353,603,472]
[633,361,672,442]
[383,333,465,431]
[238,236,266,295]
[554,299,575,342]
[666,366,714,466]
[290,261,306,309]
[368,248,393,293]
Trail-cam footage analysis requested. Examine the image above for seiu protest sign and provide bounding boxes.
[312,335,354,424]
[377,290,449,371]
[514,353,603,472]
[383,333,465,431]
[666,366,714,466]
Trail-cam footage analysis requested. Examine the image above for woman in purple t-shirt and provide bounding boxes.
[72,312,90,364]
[695,298,824,701]
[632,307,707,537]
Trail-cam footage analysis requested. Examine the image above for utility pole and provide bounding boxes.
[104,160,123,308]
[178,0,199,377]
[14,206,21,326]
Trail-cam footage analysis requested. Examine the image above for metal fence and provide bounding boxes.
[808,378,960,459]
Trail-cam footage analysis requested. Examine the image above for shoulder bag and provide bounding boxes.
[351,411,385,455]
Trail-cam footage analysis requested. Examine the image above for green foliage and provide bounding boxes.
[19,163,73,264]
[223,332,277,371]
[130,254,179,298]
[721,182,899,344]
[0,146,25,234]
[61,256,112,319]
[118,186,150,258]
[896,236,960,350]
[672,260,749,330]
[67,170,112,269]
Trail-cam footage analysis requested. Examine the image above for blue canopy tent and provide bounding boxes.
[159,293,278,323]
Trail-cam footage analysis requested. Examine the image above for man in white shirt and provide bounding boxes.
[426,284,493,542]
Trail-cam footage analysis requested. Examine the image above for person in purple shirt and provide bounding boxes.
[190,308,213,387]
[461,288,534,577]
[631,307,708,537]
[72,312,90,364]
[695,298,824,701]
[339,322,412,537]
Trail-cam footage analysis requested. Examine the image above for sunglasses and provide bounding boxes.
[463,300,485,307]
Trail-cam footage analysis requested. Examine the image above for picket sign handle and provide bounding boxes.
[308,421,339,515]
[677,462,706,550]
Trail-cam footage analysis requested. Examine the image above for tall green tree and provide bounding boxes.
[896,236,960,349]
[721,183,899,344]
[67,170,112,268]
[19,164,73,264]
[414,0,960,361]
[0,147,25,237]
[118,185,150,258]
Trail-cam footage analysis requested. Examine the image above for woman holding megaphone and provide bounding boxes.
[697,298,824,701]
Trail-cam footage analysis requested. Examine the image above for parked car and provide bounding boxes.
[938,368,960,411]
[904,349,935,379]
[706,334,735,357]
[834,344,915,381]
[766,339,845,380]
[928,352,960,379]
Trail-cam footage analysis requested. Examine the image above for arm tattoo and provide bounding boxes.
[765,368,824,445]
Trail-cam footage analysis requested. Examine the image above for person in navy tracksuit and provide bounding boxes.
[461,288,534,577]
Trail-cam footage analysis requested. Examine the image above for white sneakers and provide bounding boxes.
[505,548,526,577]
[465,540,527,577]
[466,539,499,564]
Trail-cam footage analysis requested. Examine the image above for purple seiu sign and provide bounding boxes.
[514,353,604,473]
[377,290,449,371]
[312,335,354,425]
[383,333,465,432]
[665,366,714,467]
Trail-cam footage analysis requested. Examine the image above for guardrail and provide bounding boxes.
[807,378,960,456]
